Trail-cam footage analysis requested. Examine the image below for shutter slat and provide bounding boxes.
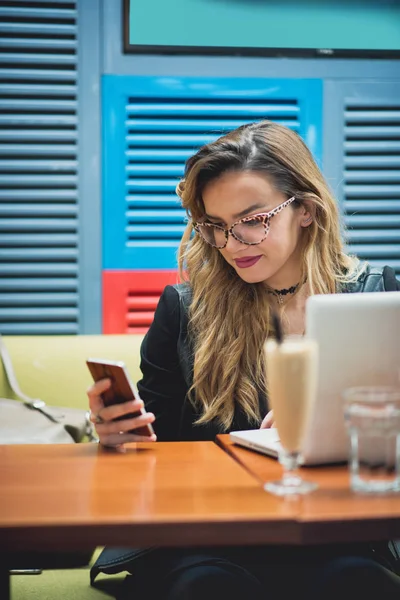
[0,38,77,51]
[126,179,178,192]
[0,204,77,217]
[0,99,77,111]
[126,118,299,132]
[345,110,400,122]
[0,160,77,172]
[127,209,186,223]
[0,115,77,126]
[0,264,78,275]
[345,141,400,153]
[126,102,299,116]
[126,133,219,146]
[346,230,400,243]
[126,241,180,248]
[345,156,400,168]
[0,68,76,81]
[344,126,400,139]
[0,218,76,231]
[126,225,186,239]
[0,307,77,319]
[347,244,400,258]
[0,83,77,95]
[0,278,77,291]
[126,195,182,208]
[0,323,78,334]
[126,164,184,177]
[0,129,77,140]
[0,174,77,185]
[126,149,195,161]
[127,312,155,326]
[0,307,78,323]
[345,171,400,183]
[344,185,400,198]
[0,144,77,156]
[345,215,400,228]
[0,190,77,200]
[0,248,78,261]
[1,233,77,246]
[0,53,76,66]
[0,293,77,306]
[0,23,76,35]
[127,296,158,310]
[344,200,400,213]
[0,7,76,18]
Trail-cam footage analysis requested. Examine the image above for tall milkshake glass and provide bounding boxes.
[264,336,319,496]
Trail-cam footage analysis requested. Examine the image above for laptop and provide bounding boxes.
[230,292,400,465]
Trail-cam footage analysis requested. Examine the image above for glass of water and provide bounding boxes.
[343,386,400,493]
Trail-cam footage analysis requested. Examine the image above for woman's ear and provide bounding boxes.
[300,199,316,228]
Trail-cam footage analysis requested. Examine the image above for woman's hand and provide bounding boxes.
[260,410,276,429]
[87,378,157,449]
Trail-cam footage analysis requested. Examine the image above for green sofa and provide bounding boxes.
[1,334,145,600]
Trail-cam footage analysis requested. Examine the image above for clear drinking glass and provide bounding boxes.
[263,336,319,496]
[343,386,400,493]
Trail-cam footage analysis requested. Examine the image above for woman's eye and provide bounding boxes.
[243,219,260,228]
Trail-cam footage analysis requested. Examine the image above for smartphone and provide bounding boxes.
[86,358,154,437]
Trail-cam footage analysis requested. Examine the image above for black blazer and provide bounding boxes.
[138,265,400,443]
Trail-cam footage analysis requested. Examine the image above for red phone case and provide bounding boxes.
[86,359,154,437]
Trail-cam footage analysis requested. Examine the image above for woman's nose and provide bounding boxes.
[224,232,247,253]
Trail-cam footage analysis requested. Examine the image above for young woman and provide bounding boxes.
[88,121,400,599]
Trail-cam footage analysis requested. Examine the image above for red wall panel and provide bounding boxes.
[103,270,179,333]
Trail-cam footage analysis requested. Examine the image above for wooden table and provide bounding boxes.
[0,440,297,599]
[2,440,400,598]
[0,441,305,553]
[217,434,400,544]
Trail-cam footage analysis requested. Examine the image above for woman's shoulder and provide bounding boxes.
[157,283,192,324]
[160,282,191,304]
[171,281,192,297]
[167,282,193,310]
[343,263,400,293]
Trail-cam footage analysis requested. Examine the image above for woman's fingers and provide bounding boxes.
[95,411,155,435]
[260,410,274,429]
[86,378,157,447]
[98,398,145,422]
[101,432,157,448]
[87,378,111,415]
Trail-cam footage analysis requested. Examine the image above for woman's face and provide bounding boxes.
[201,171,311,288]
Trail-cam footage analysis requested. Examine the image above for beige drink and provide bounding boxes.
[264,337,318,453]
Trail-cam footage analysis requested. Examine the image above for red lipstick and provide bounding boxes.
[233,256,262,269]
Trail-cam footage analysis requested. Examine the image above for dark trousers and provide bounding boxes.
[117,547,400,600]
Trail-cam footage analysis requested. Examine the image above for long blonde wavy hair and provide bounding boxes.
[177,121,362,431]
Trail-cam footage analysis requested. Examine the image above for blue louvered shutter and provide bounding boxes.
[343,101,400,277]
[103,76,322,270]
[0,1,79,333]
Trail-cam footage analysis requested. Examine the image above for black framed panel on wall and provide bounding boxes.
[123,0,400,58]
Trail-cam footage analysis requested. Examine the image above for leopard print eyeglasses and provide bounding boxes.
[193,196,296,249]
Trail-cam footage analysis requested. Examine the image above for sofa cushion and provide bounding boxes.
[0,335,144,411]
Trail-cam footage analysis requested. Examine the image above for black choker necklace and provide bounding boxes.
[267,282,300,305]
